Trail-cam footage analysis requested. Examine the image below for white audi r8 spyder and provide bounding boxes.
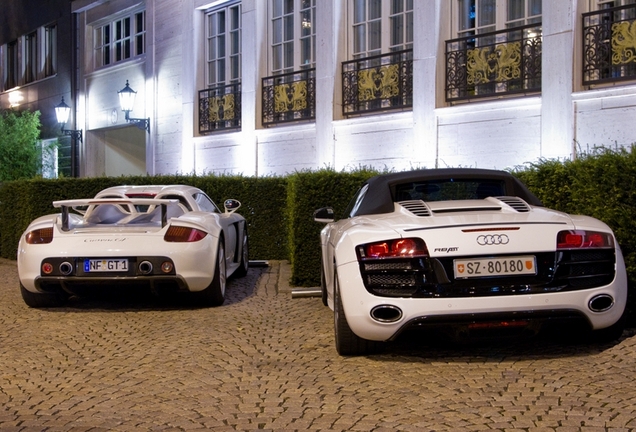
[17,185,249,307]
[314,169,628,355]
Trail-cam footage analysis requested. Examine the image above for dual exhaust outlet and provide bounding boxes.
[370,294,616,324]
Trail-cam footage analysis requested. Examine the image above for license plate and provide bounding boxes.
[84,259,129,272]
[454,256,536,279]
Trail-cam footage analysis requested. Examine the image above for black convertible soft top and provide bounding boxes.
[352,168,543,217]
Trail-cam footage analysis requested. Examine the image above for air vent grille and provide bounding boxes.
[496,196,531,213]
[398,200,431,217]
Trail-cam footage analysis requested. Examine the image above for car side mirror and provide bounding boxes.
[224,199,241,214]
[313,207,335,223]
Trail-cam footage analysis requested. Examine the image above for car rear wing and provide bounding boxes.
[53,198,179,231]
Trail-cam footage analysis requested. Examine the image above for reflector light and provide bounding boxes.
[41,262,54,274]
[164,226,207,242]
[161,261,174,273]
[358,238,428,260]
[557,230,613,249]
[26,228,54,244]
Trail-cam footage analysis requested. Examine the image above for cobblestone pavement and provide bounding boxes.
[2,258,636,431]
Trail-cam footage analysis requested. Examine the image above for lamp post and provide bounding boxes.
[118,80,150,133]
[55,97,82,177]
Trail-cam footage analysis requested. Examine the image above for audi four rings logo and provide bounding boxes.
[477,234,509,245]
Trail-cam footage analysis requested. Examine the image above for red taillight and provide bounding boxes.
[358,238,429,260]
[557,230,614,249]
[25,228,54,244]
[164,226,208,242]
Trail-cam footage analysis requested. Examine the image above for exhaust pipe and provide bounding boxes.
[370,305,403,323]
[139,261,154,275]
[589,294,614,312]
[59,262,73,275]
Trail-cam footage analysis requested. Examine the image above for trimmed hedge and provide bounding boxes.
[514,147,636,282]
[286,168,379,286]
[2,148,636,299]
[0,175,288,261]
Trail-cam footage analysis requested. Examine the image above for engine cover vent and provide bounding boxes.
[399,200,431,217]
[496,196,531,213]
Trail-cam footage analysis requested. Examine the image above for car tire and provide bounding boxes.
[333,271,380,356]
[20,283,67,308]
[233,230,249,278]
[591,316,625,344]
[320,256,328,307]
[197,240,227,307]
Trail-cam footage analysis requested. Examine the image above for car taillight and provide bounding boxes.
[557,230,614,249]
[357,238,429,260]
[164,226,208,242]
[25,228,54,244]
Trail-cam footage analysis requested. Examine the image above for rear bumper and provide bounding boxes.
[336,254,628,341]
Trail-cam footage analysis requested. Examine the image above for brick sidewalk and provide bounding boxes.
[1,258,636,431]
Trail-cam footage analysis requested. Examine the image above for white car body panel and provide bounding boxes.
[17,185,248,306]
[316,169,628,353]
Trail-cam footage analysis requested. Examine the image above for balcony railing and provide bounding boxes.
[198,83,241,134]
[445,24,542,102]
[583,4,636,85]
[342,49,412,116]
[262,68,315,126]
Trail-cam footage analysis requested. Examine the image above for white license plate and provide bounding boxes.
[454,256,536,279]
[84,259,129,272]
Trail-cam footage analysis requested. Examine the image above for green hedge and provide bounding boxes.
[514,147,636,282]
[0,175,288,261]
[286,168,379,286]
[2,148,636,299]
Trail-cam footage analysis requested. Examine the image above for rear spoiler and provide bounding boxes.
[53,198,178,231]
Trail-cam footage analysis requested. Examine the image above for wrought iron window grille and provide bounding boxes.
[342,49,413,117]
[262,68,316,127]
[445,24,542,102]
[198,82,242,134]
[583,4,636,86]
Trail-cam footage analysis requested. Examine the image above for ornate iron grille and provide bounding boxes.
[198,83,241,134]
[262,68,315,126]
[342,49,413,116]
[445,24,542,102]
[583,4,636,86]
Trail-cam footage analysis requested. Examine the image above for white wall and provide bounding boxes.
[75,0,636,178]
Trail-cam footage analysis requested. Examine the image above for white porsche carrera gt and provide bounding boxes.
[17,185,249,308]
[314,169,628,355]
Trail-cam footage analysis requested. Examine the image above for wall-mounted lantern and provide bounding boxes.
[118,80,150,133]
[55,97,83,142]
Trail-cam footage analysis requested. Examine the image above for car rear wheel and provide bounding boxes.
[20,283,68,308]
[320,256,328,307]
[591,314,625,344]
[197,240,226,306]
[333,271,381,356]
[233,230,249,278]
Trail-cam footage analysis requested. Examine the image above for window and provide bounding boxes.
[1,24,57,90]
[206,2,241,87]
[582,0,636,84]
[94,10,145,69]
[507,0,541,27]
[269,0,316,75]
[6,40,18,89]
[597,0,636,9]
[456,0,541,36]
[24,31,37,83]
[350,0,413,59]
[193,193,220,213]
[44,24,57,77]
